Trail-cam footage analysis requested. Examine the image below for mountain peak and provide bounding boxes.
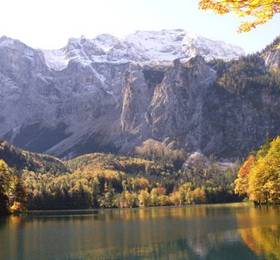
[0,36,23,48]
[0,31,245,72]
[0,30,244,71]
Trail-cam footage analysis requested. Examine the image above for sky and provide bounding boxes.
[0,0,279,53]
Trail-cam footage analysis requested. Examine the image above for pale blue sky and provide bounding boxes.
[0,0,279,53]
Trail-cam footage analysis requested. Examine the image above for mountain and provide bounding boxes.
[0,30,279,159]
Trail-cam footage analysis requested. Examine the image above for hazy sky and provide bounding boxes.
[0,0,279,53]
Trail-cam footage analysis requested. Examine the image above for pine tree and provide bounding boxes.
[0,160,11,215]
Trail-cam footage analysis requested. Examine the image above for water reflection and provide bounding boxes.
[237,206,280,259]
[0,204,280,259]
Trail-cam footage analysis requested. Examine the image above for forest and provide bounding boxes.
[0,140,240,214]
[2,133,280,215]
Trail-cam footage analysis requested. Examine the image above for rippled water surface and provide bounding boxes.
[1,204,280,259]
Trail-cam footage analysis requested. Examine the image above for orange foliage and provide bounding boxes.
[235,155,255,196]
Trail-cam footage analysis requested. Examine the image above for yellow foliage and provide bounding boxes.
[132,177,149,191]
[192,188,206,204]
[247,137,280,203]
[0,159,9,173]
[10,202,24,214]
[179,183,194,205]
[138,190,151,207]
[118,191,136,208]
[169,191,181,206]
[199,0,280,32]
[158,195,170,206]
[0,159,15,194]
[150,188,160,206]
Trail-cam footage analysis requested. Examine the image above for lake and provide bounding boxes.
[1,203,280,259]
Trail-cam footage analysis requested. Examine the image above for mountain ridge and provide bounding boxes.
[0,29,245,71]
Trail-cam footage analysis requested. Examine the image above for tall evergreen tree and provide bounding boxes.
[0,160,11,215]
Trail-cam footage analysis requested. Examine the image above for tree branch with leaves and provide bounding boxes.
[199,0,280,32]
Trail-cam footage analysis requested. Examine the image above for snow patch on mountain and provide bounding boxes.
[41,29,245,71]
[42,49,69,71]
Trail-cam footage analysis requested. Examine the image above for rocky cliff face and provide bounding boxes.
[263,40,280,70]
[0,31,279,159]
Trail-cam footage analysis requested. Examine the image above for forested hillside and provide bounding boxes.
[0,140,69,173]
[0,140,240,214]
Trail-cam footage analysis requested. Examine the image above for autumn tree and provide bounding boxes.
[246,137,280,204]
[135,139,186,168]
[234,155,256,197]
[199,0,280,32]
[132,177,149,192]
[118,191,136,208]
[170,191,181,206]
[138,190,151,207]
[150,188,160,206]
[178,183,194,205]
[10,177,27,213]
[192,187,206,204]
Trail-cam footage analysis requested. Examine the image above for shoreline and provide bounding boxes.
[0,202,254,217]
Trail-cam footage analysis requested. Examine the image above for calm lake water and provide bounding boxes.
[1,203,280,260]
